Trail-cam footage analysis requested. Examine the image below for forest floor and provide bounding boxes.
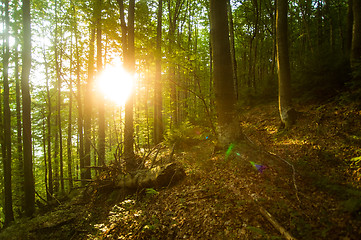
[1,98,361,240]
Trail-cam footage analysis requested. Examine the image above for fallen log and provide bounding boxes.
[115,162,186,189]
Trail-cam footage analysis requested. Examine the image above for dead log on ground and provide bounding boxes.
[115,162,186,189]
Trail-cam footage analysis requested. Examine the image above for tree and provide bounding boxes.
[209,0,240,146]
[96,0,105,167]
[2,0,15,226]
[351,0,361,65]
[54,0,64,193]
[167,0,184,128]
[276,0,295,129]
[21,0,35,217]
[124,0,136,171]
[154,0,164,145]
[84,27,95,180]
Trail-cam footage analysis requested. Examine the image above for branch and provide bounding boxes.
[243,133,300,202]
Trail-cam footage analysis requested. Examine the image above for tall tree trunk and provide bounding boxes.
[15,36,24,212]
[22,0,35,217]
[346,0,354,57]
[84,27,96,180]
[67,41,74,190]
[351,0,361,65]
[167,0,184,128]
[124,0,136,171]
[97,0,105,166]
[154,0,164,145]
[46,77,53,199]
[43,45,53,200]
[210,0,240,146]
[73,3,84,184]
[42,114,48,201]
[2,0,15,226]
[54,0,64,193]
[276,0,295,128]
[228,0,239,100]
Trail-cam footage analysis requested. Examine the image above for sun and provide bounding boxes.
[96,62,134,105]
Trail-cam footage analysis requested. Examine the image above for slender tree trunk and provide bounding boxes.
[73,3,84,183]
[43,45,53,200]
[46,78,53,199]
[228,0,239,100]
[96,0,105,167]
[2,0,15,226]
[42,112,48,201]
[15,36,24,212]
[276,0,296,128]
[210,0,240,146]
[84,27,96,180]
[22,0,35,217]
[351,0,361,65]
[154,0,164,145]
[67,46,74,190]
[167,0,183,128]
[346,0,353,57]
[124,0,136,171]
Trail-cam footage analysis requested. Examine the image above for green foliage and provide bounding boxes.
[145,188,159,197]
[164,120,207,148]
[293,51,351,103]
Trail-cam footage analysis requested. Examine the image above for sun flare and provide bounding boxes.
[96,62,134,105]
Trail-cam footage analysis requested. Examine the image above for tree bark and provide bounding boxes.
[22,0,35,217]
[276,0,295,129]
[228,0,239,100]
[84,28,96,180]
[167,0,184,128]
[346,0,353,56]
[210,0,240,146]
[43,45,53,200]
[73,2,84,184]
[15,35,24,212]
[351,0,361,65]
[124,0,136,171]
[2,0,15,226]
[97,0,105,167]
[154,0,164,145]
[115,163,185,189]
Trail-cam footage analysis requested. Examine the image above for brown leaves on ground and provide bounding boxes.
[2,100,360,240]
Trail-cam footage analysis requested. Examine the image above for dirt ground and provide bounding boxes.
[1,100,361,240]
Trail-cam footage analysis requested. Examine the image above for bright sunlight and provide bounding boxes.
[96,61,134,106]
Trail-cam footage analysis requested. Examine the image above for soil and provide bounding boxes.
[1,100,361,240]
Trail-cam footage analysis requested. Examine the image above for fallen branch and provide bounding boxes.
[259,206,297,240]
[243,133,300,202]
[115,162,186,189]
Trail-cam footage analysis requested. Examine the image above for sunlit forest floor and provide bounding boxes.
[1,99,361,240]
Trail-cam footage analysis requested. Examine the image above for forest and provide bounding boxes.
[0,0,361,239]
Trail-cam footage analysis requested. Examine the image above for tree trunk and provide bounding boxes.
[73,2,84,184]
[43,45,53,200]
[15,35,24,212]
[97,0,105,167]
[167,0,184,128]
[67,41,74,190]
[210,0,240,146]
[276,0,295,129]
[124,0,136,171]
[346,0,353,57]
[115,163,185,189]
[351,0,361,65]
[2,0,15,226]
[84,27,96,180]
[154,0,164,145]
[228,0,239,100]
[22,0,35,217]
